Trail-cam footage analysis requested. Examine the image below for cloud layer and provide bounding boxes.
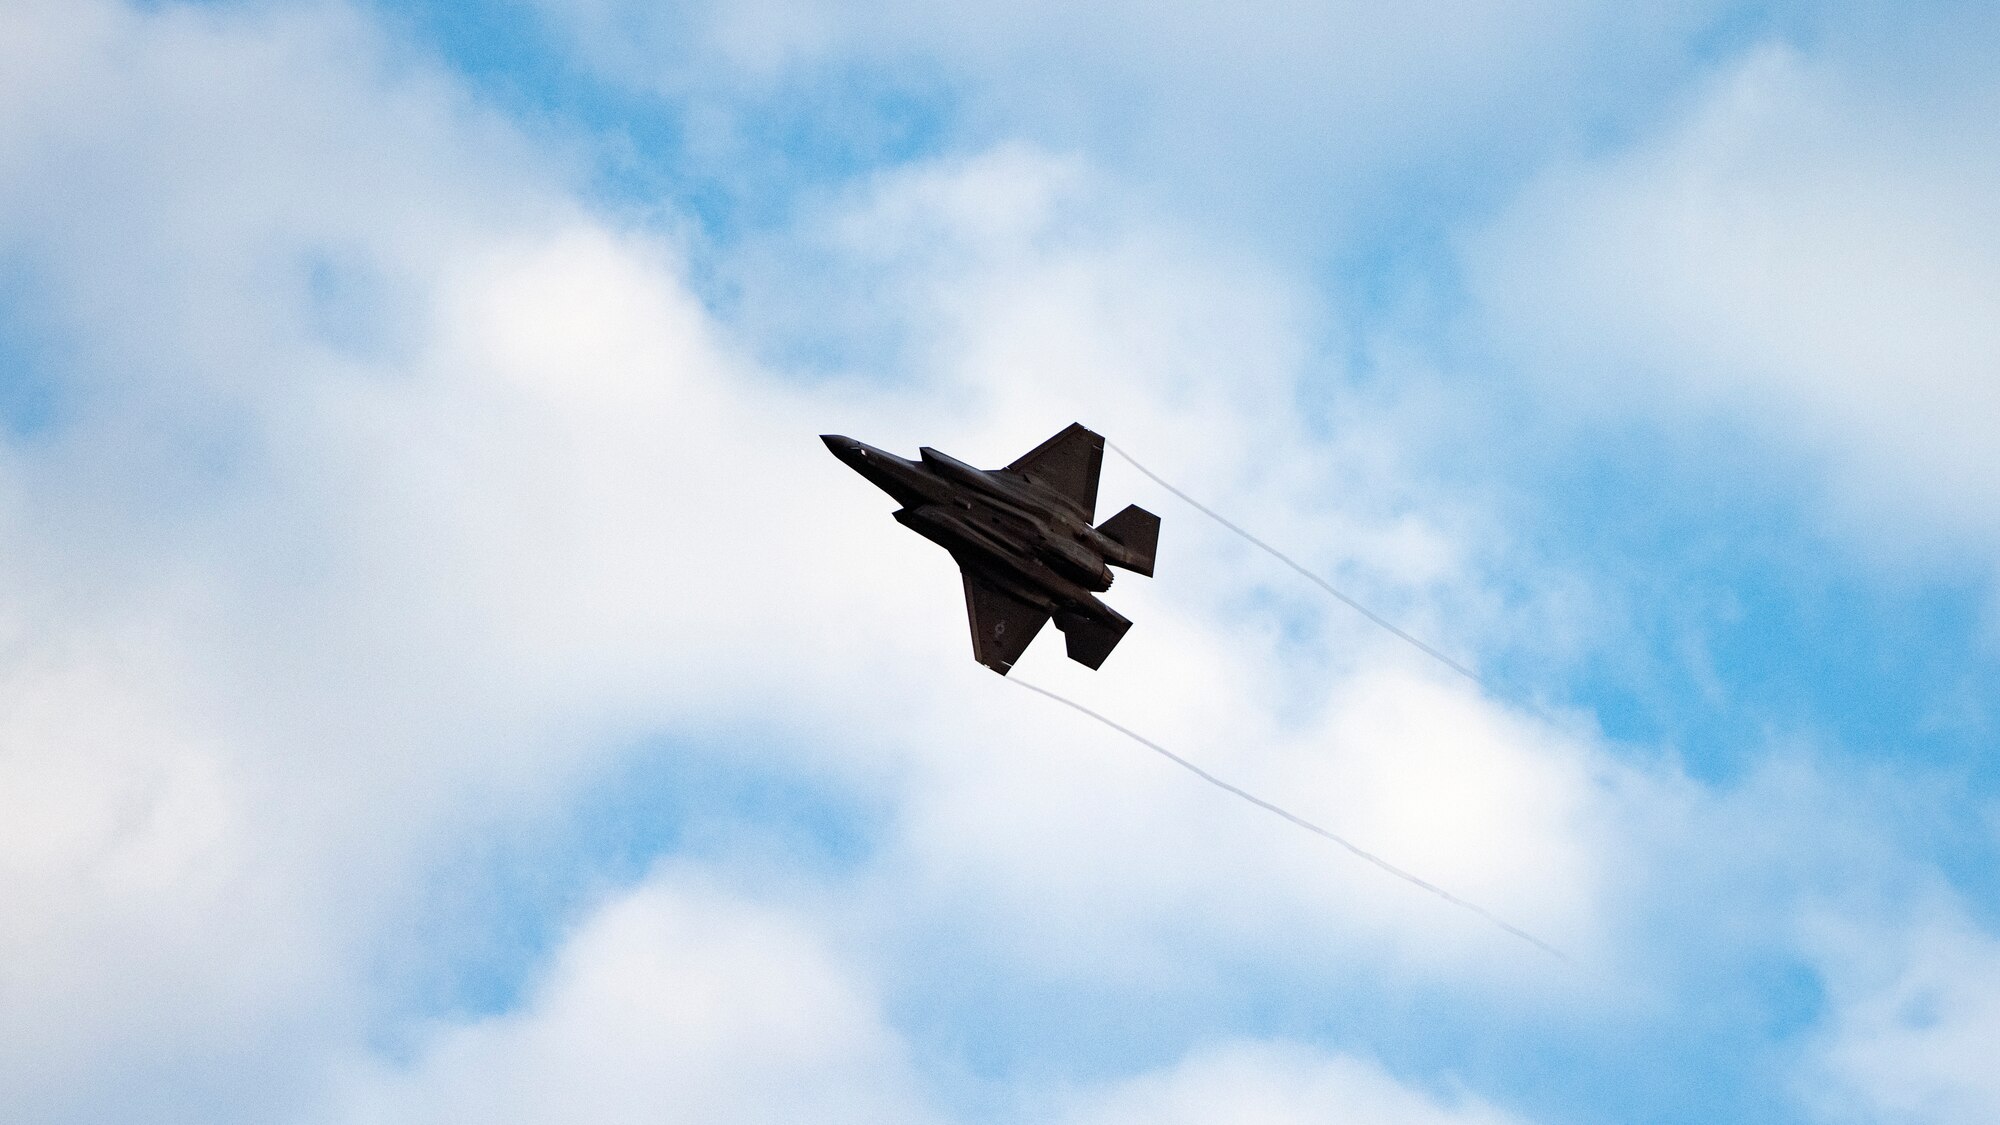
[2,2,1997,1124]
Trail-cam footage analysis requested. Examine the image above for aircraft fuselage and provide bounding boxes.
[822,426,1159,673]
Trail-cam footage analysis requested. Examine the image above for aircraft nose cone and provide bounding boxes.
[822,434,868,467]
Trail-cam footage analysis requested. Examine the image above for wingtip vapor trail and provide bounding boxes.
[1007,676,1570,963]
[1105,440,1482,684]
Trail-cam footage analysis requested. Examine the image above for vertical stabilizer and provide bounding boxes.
[1097,504,1160,577]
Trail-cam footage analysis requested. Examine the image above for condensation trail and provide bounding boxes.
[1009,677,1569,962]
[1105,441,1481,685]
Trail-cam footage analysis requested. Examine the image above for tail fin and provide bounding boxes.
[1057,607,1132,670]
[1096,504,1159,577]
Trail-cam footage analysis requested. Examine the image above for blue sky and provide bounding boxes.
[3,1,2000,1122]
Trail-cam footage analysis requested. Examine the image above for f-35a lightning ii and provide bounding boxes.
[823,424,1161,675]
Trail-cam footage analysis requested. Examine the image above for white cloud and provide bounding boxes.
[530,0,1741,247]
[316,872,942,1125]
[1058,1039,1528,1125]
[882,659,1622,990]
[315,867,1558,1125]
[1806,904,2000,1125]
[1468,42,2000,560]
[0,1,1792,1121]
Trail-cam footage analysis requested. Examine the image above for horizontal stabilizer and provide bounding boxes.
[1056,608,1132,670]
[1096,504,1159,577]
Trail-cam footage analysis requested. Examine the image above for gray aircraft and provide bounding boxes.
[822,423,1160,675]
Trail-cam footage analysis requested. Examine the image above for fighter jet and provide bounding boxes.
[823,423,1160,675]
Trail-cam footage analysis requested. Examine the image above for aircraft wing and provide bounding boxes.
[960,571,1049,675]
[1006,422,1103,521]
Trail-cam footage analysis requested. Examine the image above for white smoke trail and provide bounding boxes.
[1106,441,1481,683]
[1008,676,1569,962]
